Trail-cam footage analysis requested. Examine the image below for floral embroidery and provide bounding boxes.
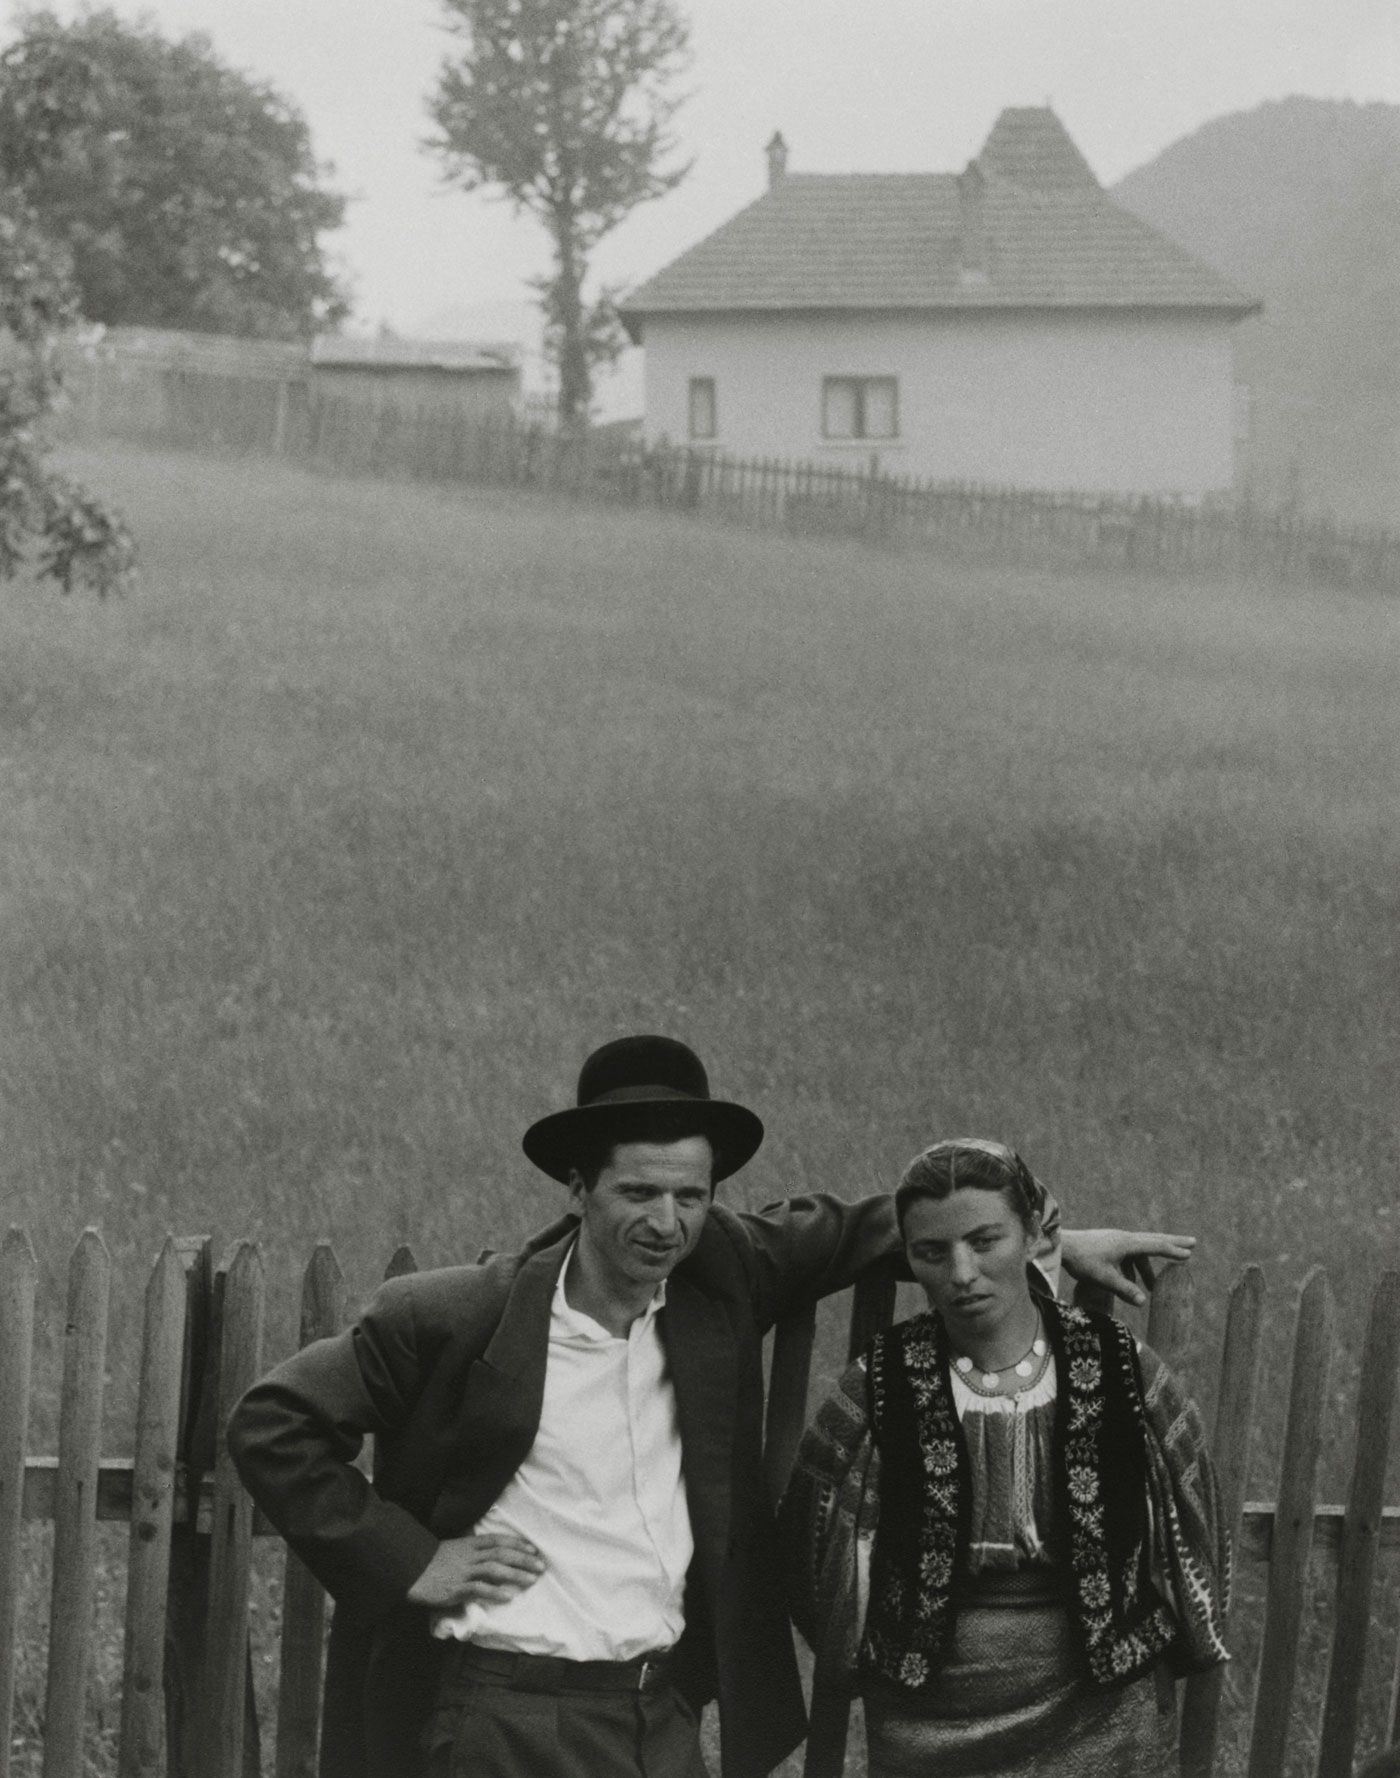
[864,1302,1180,1694]
[919,1549,954,1587]
[923,1442,958,1477]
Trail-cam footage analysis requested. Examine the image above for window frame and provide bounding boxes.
[821,375,899,442]
[687,375,717,442]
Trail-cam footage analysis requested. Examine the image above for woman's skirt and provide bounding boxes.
[862,1584,1176,1778]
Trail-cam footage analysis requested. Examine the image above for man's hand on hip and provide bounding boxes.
[406,1532,546,1610]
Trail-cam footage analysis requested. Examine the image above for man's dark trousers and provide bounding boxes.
[426,1648,709,1778]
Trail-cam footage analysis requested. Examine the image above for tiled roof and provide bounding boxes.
[311,336,520,373]
[95,325,307,372]
[979,106,1099,190]
[621,108,1257,322]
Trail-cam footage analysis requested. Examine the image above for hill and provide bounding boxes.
[1114,97,1400,525]
[5,444,1396,1356]
[3,445,1399,1770]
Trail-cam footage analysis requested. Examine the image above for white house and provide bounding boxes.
[619,109,1260,498]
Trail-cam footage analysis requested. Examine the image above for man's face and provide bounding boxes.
[569,1136,715,1295]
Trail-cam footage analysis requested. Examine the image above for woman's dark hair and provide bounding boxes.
[572,1107,722,1190]
[894,1138,1042,1236]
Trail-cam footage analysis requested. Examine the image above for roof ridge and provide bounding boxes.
[619,110,1259,321]
[782,169,956,180]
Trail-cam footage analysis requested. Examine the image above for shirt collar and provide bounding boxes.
[552,1239,667,1343]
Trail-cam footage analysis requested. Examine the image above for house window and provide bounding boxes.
[688,377,717,440]
[822,376,898,440]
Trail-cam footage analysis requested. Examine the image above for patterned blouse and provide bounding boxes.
[951,1363,1059,1573]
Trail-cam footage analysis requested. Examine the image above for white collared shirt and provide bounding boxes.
[431,1244,694,1658]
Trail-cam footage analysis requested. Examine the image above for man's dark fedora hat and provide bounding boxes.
[522,1035,764,1184]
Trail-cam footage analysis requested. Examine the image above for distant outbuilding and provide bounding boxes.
[620,108,1260,498]
[310,335,522,421]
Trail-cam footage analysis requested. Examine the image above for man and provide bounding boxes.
[228,1035,1193,1778]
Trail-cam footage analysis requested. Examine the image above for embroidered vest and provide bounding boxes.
[861,1300,1178,1691]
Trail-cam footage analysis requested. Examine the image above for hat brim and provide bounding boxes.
[522,1097,764,1185]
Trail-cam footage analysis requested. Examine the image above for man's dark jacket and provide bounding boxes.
[227,1194,900,1778]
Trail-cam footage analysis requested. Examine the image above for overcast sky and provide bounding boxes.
[25,0,1400,336]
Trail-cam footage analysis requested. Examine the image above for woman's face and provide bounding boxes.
[902,1186,1037,1344]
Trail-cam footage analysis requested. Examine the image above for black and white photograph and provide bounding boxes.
[0,1,1396,1774]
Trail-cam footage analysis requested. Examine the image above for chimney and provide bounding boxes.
[765,131,789,190]
[957,159,988,285]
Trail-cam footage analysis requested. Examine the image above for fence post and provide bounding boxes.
[0,1229,36,1778]
[1246,1268,1335,1778]
[1145,1259,1195,1374]
[801,1269,901,1778]
[275,1244,347,1778]
[847,1269,898,1360]
[763,1305,816,1507]
[42,1229,112,1778]
[1180,1265,1266,1778]
[1315,1270,1400,1778]
[117,1238,189,1778]
[164,1236,216,1778]
[272,380,290,457]
[203,1243,265,1778]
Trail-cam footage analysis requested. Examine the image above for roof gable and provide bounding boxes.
[979,106,1100,191]
[621,107,1257,322]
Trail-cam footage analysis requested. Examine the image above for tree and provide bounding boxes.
[0,200,134,595]
[428,0,690,428]
[0,9,348,340]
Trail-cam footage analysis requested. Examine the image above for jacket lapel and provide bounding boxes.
[662,1273,737,1574]
[427,1234,571,1535]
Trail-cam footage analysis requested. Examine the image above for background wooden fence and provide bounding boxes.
[57,360,1400,594]
[2,1227,1398,1777]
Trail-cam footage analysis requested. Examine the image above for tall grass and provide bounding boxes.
[1,442,1397,1770]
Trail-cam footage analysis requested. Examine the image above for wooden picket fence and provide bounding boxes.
[1,1227,1399,1778]
[56,359,1400,593]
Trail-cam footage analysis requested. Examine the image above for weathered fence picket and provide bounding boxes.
[1181,1263,1267,1778]
[43,1230,111,1778]
[164,1236,216,1777]
[0,1229,36,1778]
[203,1244,265,1778]
[1317,1272,1400,1778]
[117,1239,189,1778]
[1146,1247,1196,1369]
[1248,1268,1337,1778]
[274,1245,346,1778]
[762,1304,817,1508]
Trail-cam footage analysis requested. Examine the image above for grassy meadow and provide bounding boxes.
[1,441,1398,1771]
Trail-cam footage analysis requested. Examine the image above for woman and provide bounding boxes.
[781,1138,1229,1778]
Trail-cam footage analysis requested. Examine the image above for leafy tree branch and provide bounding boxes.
[428,0,691,428]
[0,201,134,595]
[0,8,348,340]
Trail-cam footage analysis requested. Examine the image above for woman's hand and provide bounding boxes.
[406,1532,546,1610]
[1059,1229,1197,1307]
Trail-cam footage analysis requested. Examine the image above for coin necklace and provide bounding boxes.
[951,1317,1049,1395]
